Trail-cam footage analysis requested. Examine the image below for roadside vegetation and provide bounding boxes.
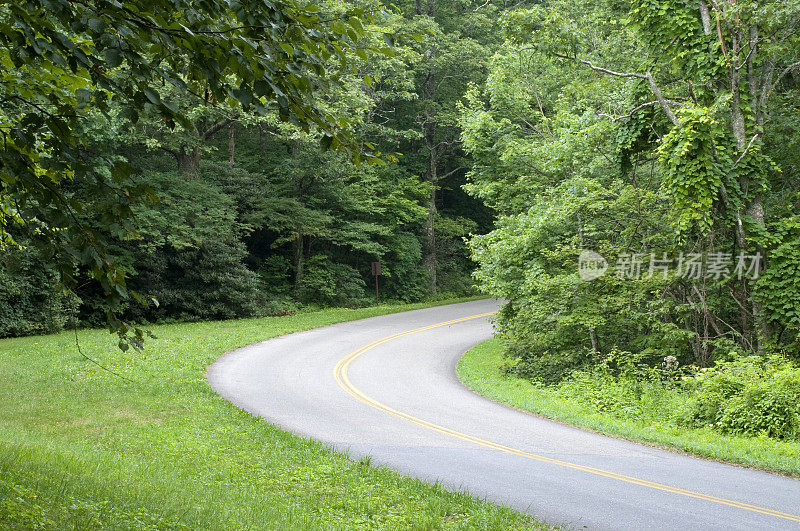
[458,339,800,477]
[0,300,552,529]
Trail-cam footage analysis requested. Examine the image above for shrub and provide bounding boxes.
[504,343,591,385]
[554,350,685,423]
[0,245,79,338]
[679,356,800,440]
[120,171,266,322]
[296,255,368,307]
[561,370,639,415]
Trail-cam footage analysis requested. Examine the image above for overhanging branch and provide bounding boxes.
[577,60,680,126]
[202,118,235,141]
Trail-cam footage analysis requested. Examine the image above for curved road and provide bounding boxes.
[207,299,800,529]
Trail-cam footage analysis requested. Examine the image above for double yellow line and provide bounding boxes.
[333,312,800,524]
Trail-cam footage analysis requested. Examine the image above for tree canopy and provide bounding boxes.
[462,0,800,378]
[0,0,382,344]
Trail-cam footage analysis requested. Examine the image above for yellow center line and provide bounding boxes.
[333,311,800,524]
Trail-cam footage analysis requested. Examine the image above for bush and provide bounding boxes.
[0,245,79,338]
[379,232,427,302]
[68,170,271,324]
[561,370,639,415]
[679,356,800,440]
[296,255,368,307]
[520,348,800,442]
[553,350,686,423]
[505,344,591,385]
[127,238,266,322]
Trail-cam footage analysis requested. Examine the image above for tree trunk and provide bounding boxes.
[422,102,438,295]
[176,117,233,176]
[423,164,437,294]
[747,24,763,133]
[748,195,772,351]
[727,20,774,351]
[730,29,747,150]
[228,122,235,166]
[292,234,304,288]
[698,1,712,35]
[589,327,600,356]
[176,146,200,177]
[418,0,438,294]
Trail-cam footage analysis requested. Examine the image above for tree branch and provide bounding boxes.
[598,100,682,122]
[202,117,235,141]
[715,7,728,58]
[766,60,800,99]
[577,59,646,79]
[577,60,680,126]
[515,113,552,140]
[439,166,466,180]
[156,145,178,156]
[732,133,760,168]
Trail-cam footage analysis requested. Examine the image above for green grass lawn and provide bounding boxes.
[0,300,549,529]
[457,338,800,477]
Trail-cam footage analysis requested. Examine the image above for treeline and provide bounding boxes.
[0,0,522,337]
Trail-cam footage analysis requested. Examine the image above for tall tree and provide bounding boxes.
[387,0,507,294]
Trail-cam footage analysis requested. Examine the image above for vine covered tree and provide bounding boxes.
[462,0,800,378]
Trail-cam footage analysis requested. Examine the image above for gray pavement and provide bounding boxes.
[207,299,800,529]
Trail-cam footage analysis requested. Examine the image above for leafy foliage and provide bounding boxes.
[123,171,266,322]
[0,0,381,342]
[756,213,800,353]
[0,240,78,337]
[462,0,800,384]
[658,104,727,234]
[297,254,368,306]
[680,355,800,440]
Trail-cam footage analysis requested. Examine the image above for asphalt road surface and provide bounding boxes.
[207,299,800,529]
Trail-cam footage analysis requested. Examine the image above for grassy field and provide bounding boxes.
[0,300,549,529]
[457,339,800,477]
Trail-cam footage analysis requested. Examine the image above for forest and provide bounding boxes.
[1,0,498,341]
[3,0,800,470]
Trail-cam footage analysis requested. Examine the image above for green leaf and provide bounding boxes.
[87,18,105,33]
[104,48,122,67]
[348,17,364,35]
[143,88,160,105]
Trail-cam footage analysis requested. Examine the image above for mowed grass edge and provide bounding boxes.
[457,338,800,477]
[0,299,551,530]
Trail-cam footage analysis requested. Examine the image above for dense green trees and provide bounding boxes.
[1,0,508,338]
[0,0,384,341]
[462,0,800,380]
